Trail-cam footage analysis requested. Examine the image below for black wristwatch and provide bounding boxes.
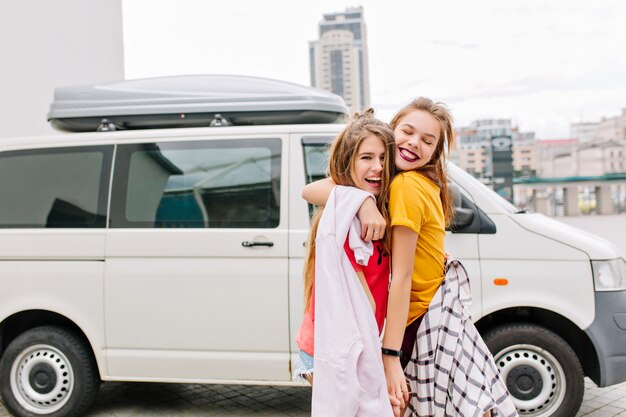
[381,347,404,359]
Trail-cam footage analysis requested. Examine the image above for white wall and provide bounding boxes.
[0,0,124,139]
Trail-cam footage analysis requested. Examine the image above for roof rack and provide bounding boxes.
[47,75,349,132]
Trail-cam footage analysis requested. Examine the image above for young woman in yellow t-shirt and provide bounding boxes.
[302,98,456,416]
[378,99,456,416]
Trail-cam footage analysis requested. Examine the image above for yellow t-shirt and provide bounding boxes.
[389,171,446,326]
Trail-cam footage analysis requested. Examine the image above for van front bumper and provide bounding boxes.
[585,290,626,387]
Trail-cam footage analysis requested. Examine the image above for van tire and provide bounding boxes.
[483,323,584,417]
[0,326,100,417]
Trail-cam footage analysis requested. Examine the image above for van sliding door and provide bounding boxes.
[104,136,290,382]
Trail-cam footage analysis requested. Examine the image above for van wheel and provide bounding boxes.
[483,323,584,417]
[0,326,100,417]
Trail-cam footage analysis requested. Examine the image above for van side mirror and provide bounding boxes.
[449,183,474,229]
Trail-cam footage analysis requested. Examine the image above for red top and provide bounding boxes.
[296,239,390,355]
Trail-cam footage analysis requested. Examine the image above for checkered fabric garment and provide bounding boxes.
[403,258,518,417]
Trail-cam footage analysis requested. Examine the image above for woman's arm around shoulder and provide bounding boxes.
[302,178,386,241]
[302,178,336,206]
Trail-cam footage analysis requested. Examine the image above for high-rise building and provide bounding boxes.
[309,6,370,112]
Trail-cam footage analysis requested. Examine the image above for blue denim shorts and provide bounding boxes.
[292,350,314,382]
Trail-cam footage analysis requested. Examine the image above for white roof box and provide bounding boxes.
[48,74,349,132]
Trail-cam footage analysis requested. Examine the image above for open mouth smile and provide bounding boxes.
[399,147,419,162]
[364,177,381,186]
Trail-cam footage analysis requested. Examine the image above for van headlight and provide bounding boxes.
[592,259,626,291]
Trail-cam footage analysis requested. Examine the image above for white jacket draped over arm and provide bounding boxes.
[312,186,393,417]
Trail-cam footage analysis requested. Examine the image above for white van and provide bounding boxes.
[0,75,625,417]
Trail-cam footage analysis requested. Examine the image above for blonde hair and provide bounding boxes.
[303,109,395,311]
[389,97,456,227]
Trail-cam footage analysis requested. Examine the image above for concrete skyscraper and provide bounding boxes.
[309,6,371,112]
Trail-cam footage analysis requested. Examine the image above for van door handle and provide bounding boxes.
[242,241,274,247]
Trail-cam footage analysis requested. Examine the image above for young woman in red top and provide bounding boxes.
[294,109,395,385]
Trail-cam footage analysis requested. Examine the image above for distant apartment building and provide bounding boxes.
[535,139,625,178]
[309,6,370,112]
[512,132,537,177]
[539,108,626,178]
[570,122,598,143]
[570,108,626,143]
[578,141,625,176]
[460,110,626,214]
[456,108,626,181]
[456,144,488,178]
[454,119,537,179]
[534,139,579,178]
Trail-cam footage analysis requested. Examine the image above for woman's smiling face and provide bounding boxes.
[350,133,386,196]
[393,109,440,172]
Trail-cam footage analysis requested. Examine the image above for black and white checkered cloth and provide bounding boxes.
[404,258,518,417]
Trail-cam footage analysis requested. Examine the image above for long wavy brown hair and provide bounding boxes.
[389,98,456,226]
[304,109,395,311]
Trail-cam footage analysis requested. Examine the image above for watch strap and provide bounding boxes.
[381,347,404,359]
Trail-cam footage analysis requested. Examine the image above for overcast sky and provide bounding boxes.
[122,0,626,139]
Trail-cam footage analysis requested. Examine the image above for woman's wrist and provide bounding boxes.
[381,347,404,359]
[382,353,402,363]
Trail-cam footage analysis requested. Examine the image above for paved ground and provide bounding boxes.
[2,378,626,416]
[88,382,312,417]
[84,379,626,417]
[2,214,626,416]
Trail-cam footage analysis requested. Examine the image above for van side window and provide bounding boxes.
[0,146,112,228]
[302,141,330,184]
[110,139,281,228]
[302,137,333,217]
